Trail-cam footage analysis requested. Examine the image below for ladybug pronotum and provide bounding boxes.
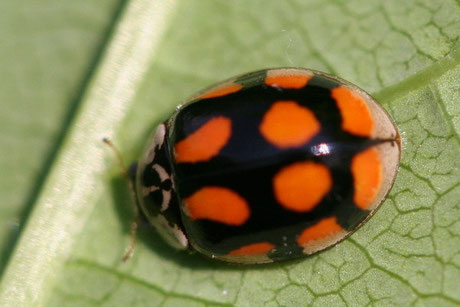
[133,68,401,264]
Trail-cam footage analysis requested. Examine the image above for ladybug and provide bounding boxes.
[133,68,401,264]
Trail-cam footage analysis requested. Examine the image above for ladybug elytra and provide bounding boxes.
[132,68,401,264]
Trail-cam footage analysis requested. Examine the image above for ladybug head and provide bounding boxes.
[134,123,188,250]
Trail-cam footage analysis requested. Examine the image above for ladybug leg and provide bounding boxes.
[122,215,139,262]
[102,138,139,262]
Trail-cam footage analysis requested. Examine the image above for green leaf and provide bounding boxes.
[1,0,459,306]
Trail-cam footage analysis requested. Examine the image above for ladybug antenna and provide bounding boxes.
[102,137,140,262]
[102,137,129,178]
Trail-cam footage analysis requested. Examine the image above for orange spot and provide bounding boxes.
[274,162,332,212]
[184,187,250,226]
[199,83,243,99]
[175,117,231,163]
[265,74,312,89]
[351,147,382,209]
[331,86,374,137]
[297,217,343,245]
[260,101,320,148]
[229,242,276,256]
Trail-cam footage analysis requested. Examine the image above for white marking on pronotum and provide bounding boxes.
[152,164,171,212]
[142,185,160,196]
[144,144,156,165]
[152,215,188,249]
[144,124,166,165]
[154,124,166,148]
[161,190,171,212]
[153,164,169,182]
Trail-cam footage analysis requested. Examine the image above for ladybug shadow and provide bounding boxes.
[109,175,299,272]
